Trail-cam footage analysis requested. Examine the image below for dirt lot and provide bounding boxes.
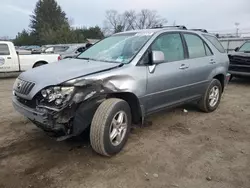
[0,78,249,188]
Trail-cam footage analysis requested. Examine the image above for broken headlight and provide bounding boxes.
[40,86,75,106]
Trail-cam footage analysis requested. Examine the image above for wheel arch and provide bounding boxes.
[32,60,48,68]
[213,74,225,92]
[107,92,142,124]
[72,92,143,136]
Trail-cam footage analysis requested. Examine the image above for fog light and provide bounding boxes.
[41,90,47,98]
[55,98,63,105]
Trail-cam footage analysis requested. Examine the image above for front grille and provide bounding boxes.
[230,56,250,65]
[229,65,250,73]
[14,79,35,95]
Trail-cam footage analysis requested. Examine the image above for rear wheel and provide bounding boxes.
[199,79,222,112]
[90,98,131,156]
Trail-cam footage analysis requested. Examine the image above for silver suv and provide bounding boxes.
[12,26,230,156]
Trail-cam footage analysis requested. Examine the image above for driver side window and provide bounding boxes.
[151,33,185,62]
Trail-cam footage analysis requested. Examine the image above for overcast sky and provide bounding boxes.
[1,0,250,38]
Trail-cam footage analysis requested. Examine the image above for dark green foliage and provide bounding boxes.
[13,0,104,46]
[14,30,35,46]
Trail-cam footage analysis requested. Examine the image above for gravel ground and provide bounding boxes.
[0,78,249,188]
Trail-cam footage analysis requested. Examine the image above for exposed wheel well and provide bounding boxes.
[213,74,225,92]
[33,61,48,68]
[107,92,142,124]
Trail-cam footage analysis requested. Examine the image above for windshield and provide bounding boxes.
[77,33,152,64]
[238,42,250,52]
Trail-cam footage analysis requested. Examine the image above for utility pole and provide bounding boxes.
[235,22,240,37]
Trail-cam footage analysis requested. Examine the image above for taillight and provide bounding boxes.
[58,55,62,61]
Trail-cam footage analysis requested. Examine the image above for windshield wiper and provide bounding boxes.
[76,57,99,61]
[99,59,120,63]
[76,57,125,64]
[76,57,90,60]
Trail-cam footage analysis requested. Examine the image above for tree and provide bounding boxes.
[136,9,167,29]
[103,10,125,35]
[123,10,137,30]
[13,0,104,46]
[0,36,11,41]
[13,30,35,46]
[103,9,167,34]
[75,26,104,39]
[30,0,70,44]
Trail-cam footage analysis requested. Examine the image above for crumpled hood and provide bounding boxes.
[17,58,120,100]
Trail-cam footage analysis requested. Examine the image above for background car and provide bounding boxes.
[60,44,86,59]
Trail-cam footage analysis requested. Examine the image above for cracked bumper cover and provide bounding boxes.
[13,96,48,124]
[12,96,65,132]
[12,92,104,136]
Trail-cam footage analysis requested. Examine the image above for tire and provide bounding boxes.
[90,98,132,157]
[198,79,222,113]
[33,62,45,68]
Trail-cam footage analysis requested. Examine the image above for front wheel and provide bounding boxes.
[198,79,222,113]
[90,98,131,156]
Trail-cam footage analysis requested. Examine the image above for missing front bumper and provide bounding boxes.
[12,96,66,133]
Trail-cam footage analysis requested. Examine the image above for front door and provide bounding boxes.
[145,32,190,114]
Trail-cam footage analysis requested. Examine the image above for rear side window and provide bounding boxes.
[203,35,225,53]
[204,43,213,56]
[0,44,10,55]
[183,34,206,58]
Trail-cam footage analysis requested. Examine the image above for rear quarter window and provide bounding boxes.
[203,34,225,53]
[0,44,10,55]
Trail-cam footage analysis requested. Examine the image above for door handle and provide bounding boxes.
[210,59,216,64]
[179,64,189,70]
[7,57,11,59]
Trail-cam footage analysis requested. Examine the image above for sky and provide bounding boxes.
[0,0,250,38]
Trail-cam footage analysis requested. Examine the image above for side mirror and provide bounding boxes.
[235,47,239,52]
[152,51,165,64]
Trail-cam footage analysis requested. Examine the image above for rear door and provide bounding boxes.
[0,43,16,72]
[181,32,216,97]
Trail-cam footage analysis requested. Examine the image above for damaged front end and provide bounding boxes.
[13,75,135,140]
[33,82,106,139]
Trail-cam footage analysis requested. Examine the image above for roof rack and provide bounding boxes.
[190,29,208,33]
[151,25,187,30]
